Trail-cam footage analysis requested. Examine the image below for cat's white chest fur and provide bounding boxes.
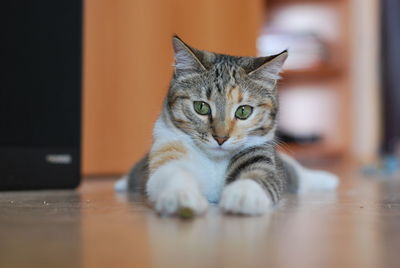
[186,149,229,203]
[149,118,229,203]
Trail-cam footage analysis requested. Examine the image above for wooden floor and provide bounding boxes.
[1,161,400,268]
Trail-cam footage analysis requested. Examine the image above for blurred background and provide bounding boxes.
[2,0,399,180]
[83,0,388,176]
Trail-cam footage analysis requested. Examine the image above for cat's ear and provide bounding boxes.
[247,50,288,86]
[172,35,207,76]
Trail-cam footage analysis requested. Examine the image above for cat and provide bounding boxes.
[115,35,338,216]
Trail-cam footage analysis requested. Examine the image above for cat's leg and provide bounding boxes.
[219,147,281,216]
[114,154,149,193]
[146,142,208,216]
[278,152,339,193]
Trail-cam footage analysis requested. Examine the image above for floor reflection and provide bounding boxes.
[377,179,400,268]
[81,181,152,267]
[145,206,272,268]
[0,190,82,268]
[3,172,400,268]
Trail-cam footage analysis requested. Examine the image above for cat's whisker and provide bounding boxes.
[273,138,294,155]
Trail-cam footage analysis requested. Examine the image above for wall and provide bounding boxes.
[350,0,381,163]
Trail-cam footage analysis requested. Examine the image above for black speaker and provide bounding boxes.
[0,1,82,190]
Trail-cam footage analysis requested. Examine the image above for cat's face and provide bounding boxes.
[166,36,287,157]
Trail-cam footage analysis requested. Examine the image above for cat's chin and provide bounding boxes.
[202,145,238,159]
[206,149,232,159]
[194,141,242,159]
[210,146,231,153]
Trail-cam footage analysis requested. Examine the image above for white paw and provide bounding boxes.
[298,169,339,193]
[219,179,272,216]
[155,186,208,216]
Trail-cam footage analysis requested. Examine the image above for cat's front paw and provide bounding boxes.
[155,186,208,216]
[219,179,272,216]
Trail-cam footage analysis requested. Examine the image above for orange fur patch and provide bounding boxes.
[257,99,273,109]
[228,118,236,134]
[149,142,187,173]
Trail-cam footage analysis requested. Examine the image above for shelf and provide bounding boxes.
[265,0,351,159]
[281,65,342,80]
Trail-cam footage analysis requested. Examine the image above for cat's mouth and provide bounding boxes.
[196,139,240,157]
[209,144,239,153]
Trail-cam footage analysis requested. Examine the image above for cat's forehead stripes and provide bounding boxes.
[227,86,243,103]
[207,62,242,96]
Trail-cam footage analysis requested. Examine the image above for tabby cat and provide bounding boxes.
[115,36,338,216]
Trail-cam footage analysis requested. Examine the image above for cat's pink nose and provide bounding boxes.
[213,135,229,146]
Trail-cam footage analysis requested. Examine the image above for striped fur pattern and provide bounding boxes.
[116,36,339,216]
[226,145,284,204]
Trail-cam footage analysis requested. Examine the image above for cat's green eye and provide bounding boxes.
[235,105,253,120]
[193,101,211,115]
